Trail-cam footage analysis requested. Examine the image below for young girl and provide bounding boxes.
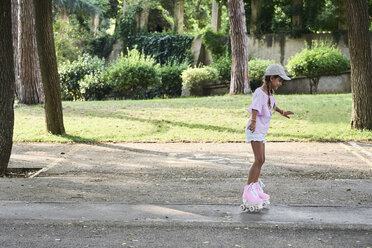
[241,64,294,212]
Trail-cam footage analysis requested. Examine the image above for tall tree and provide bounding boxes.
[228,0,250,94]
[0,0,15,175]
[33,0,65,134]
[11,0,19,95]
[18,0,43,104]
[174,0,184,33]
[211,0,222,31]
[250,0,260,33]
[292,0,303,31]
[346,0,372,130]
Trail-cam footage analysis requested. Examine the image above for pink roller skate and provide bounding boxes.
[254,180,270,208]
[241,183,263,212]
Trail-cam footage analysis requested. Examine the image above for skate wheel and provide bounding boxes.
[248,206,255,212]
[240,204,246,211]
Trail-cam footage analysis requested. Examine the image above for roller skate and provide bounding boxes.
[254,180,270,208]
[240,183,263,212]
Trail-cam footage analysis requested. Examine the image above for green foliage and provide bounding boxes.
[85,34,117,59]
[54,19,84,64]
[248,59,276,91]
[80,70,111,101]
[287,40,349,78]
[117,7,139,49]
[181,66,220,91]
[313,0,339,32]
[184,0,212,33]
[103,48,161,99]
[160,61,189,97]
[59,54,106,100]
[210,54,231,81]
[117,5,194,65]
[134,33,194,65]
[53,0,100,16]
[252,0,355,35]
[248,59,276,81]
[202,27,229,59]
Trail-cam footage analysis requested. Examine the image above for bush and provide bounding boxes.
[80,72,111,101]
[59,54,106,100]
[287,40,349,93]
[160,61,189,97]
[104,48,161,99]
[181,66,219,94]
[210,54,232,81]
[248,59,276,91]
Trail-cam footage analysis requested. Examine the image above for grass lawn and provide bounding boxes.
[14,93,372,142]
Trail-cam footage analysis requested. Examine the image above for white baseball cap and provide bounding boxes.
[264,64,291,81]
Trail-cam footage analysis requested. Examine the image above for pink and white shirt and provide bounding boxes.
[246,87,277,134]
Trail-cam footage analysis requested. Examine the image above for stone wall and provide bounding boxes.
[195,72,351,96]
[276,72,351,94]
[247,33,353,66]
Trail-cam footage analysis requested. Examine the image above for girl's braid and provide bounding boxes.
[266,77,273,109]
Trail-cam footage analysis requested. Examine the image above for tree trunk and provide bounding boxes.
[19,0,43,104]
[60,8,70,22]
[0,0,15,175]
[212,0,222,32]
[346,0,372,130]
[91,13,100,36]
[338,0,348,31]
[292,0,303,30]
[250,0,260,33]
[228,0,250,94]
[33,0,65,134]
[174,0,184,34]
[309,78,319,94]
[11,0,19,97]
[139,7,149,31]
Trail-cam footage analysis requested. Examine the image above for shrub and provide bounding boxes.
[104,48,161,99]
[80,72,111,101]
[181,66,219,94]
[210,54,232,81]
[59,54,106,100]
[160,61,189,97]
[248,59,276,91]
[287,40,349,93]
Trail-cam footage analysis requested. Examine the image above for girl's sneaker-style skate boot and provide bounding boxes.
[254,180,270,207]
[241,183,263,212]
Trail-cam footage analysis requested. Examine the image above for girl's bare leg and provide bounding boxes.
[247,141,265,184]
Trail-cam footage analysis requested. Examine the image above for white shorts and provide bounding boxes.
[245,129,266,143]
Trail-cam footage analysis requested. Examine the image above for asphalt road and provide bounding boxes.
[0,142,371,247]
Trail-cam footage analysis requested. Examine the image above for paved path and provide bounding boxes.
[1,142,371,247]
[1,202,371,227]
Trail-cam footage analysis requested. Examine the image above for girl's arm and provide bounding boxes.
[274,105,294,119]
[248,110,258,131]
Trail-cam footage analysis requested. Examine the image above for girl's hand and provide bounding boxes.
[248,122,256,132]
[282,110,294,118]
